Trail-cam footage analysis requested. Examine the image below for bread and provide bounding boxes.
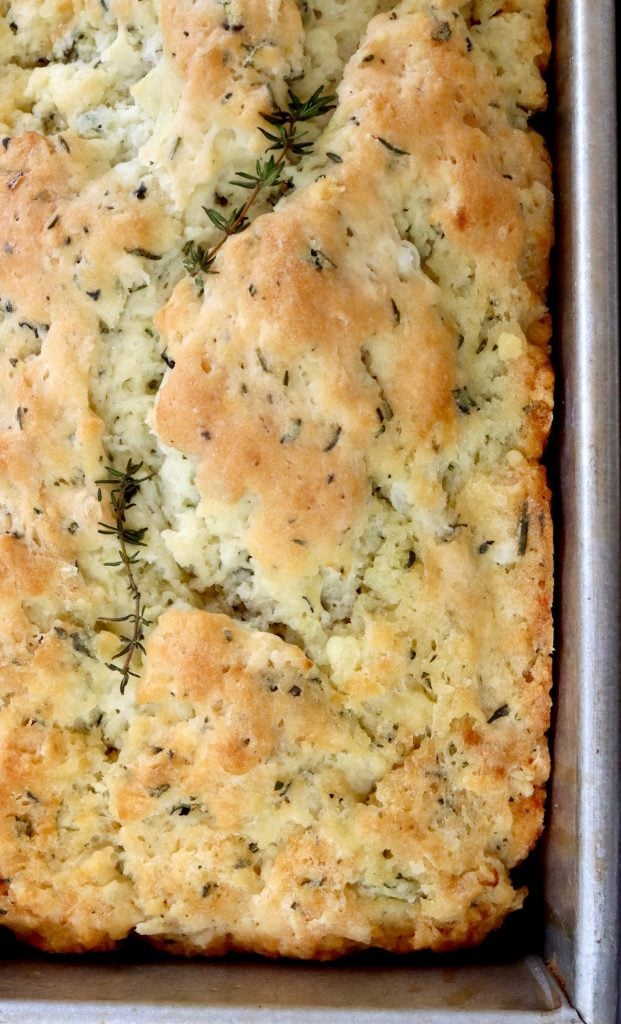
[0,0,553,957]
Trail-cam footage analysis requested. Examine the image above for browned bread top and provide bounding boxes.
[0,0,552,956]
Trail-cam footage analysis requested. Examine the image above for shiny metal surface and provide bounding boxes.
[0,955,580,1023]
[544,0,620,1022]
[0,1,618,1022]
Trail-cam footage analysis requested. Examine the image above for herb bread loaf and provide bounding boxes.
[0,0,553,957]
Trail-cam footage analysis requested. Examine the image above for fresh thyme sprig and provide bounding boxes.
[183,85,336,284]
[96,459,154,694]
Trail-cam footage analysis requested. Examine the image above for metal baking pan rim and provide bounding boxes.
[543,0,620,1020]
[0,0,618,1021]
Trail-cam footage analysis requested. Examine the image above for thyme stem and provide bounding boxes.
[96,459,154,693]
[183,85,336,282]
[200,166,273,268]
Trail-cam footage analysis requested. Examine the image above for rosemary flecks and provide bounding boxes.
[96,459,154,693]
[183,85,336,286]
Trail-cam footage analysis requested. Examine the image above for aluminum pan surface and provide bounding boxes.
[0,0,619,1021]
[543,0,620,1021]
[0,955,579,1024]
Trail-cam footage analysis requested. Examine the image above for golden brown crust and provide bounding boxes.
[155,185,456,582]
[0,0,553,957]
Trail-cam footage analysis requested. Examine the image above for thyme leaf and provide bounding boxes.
[230,154,284,190]
[517,502,529,556]
[182,241,215,277]
[376,136,410,156]
[487,704,510,723]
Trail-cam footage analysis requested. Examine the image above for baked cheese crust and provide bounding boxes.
[0,0,552,956]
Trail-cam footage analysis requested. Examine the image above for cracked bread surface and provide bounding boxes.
[0,0,553,957]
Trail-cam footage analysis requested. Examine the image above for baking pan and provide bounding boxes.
[0,0,618,1021]
[543,0,620,1021]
